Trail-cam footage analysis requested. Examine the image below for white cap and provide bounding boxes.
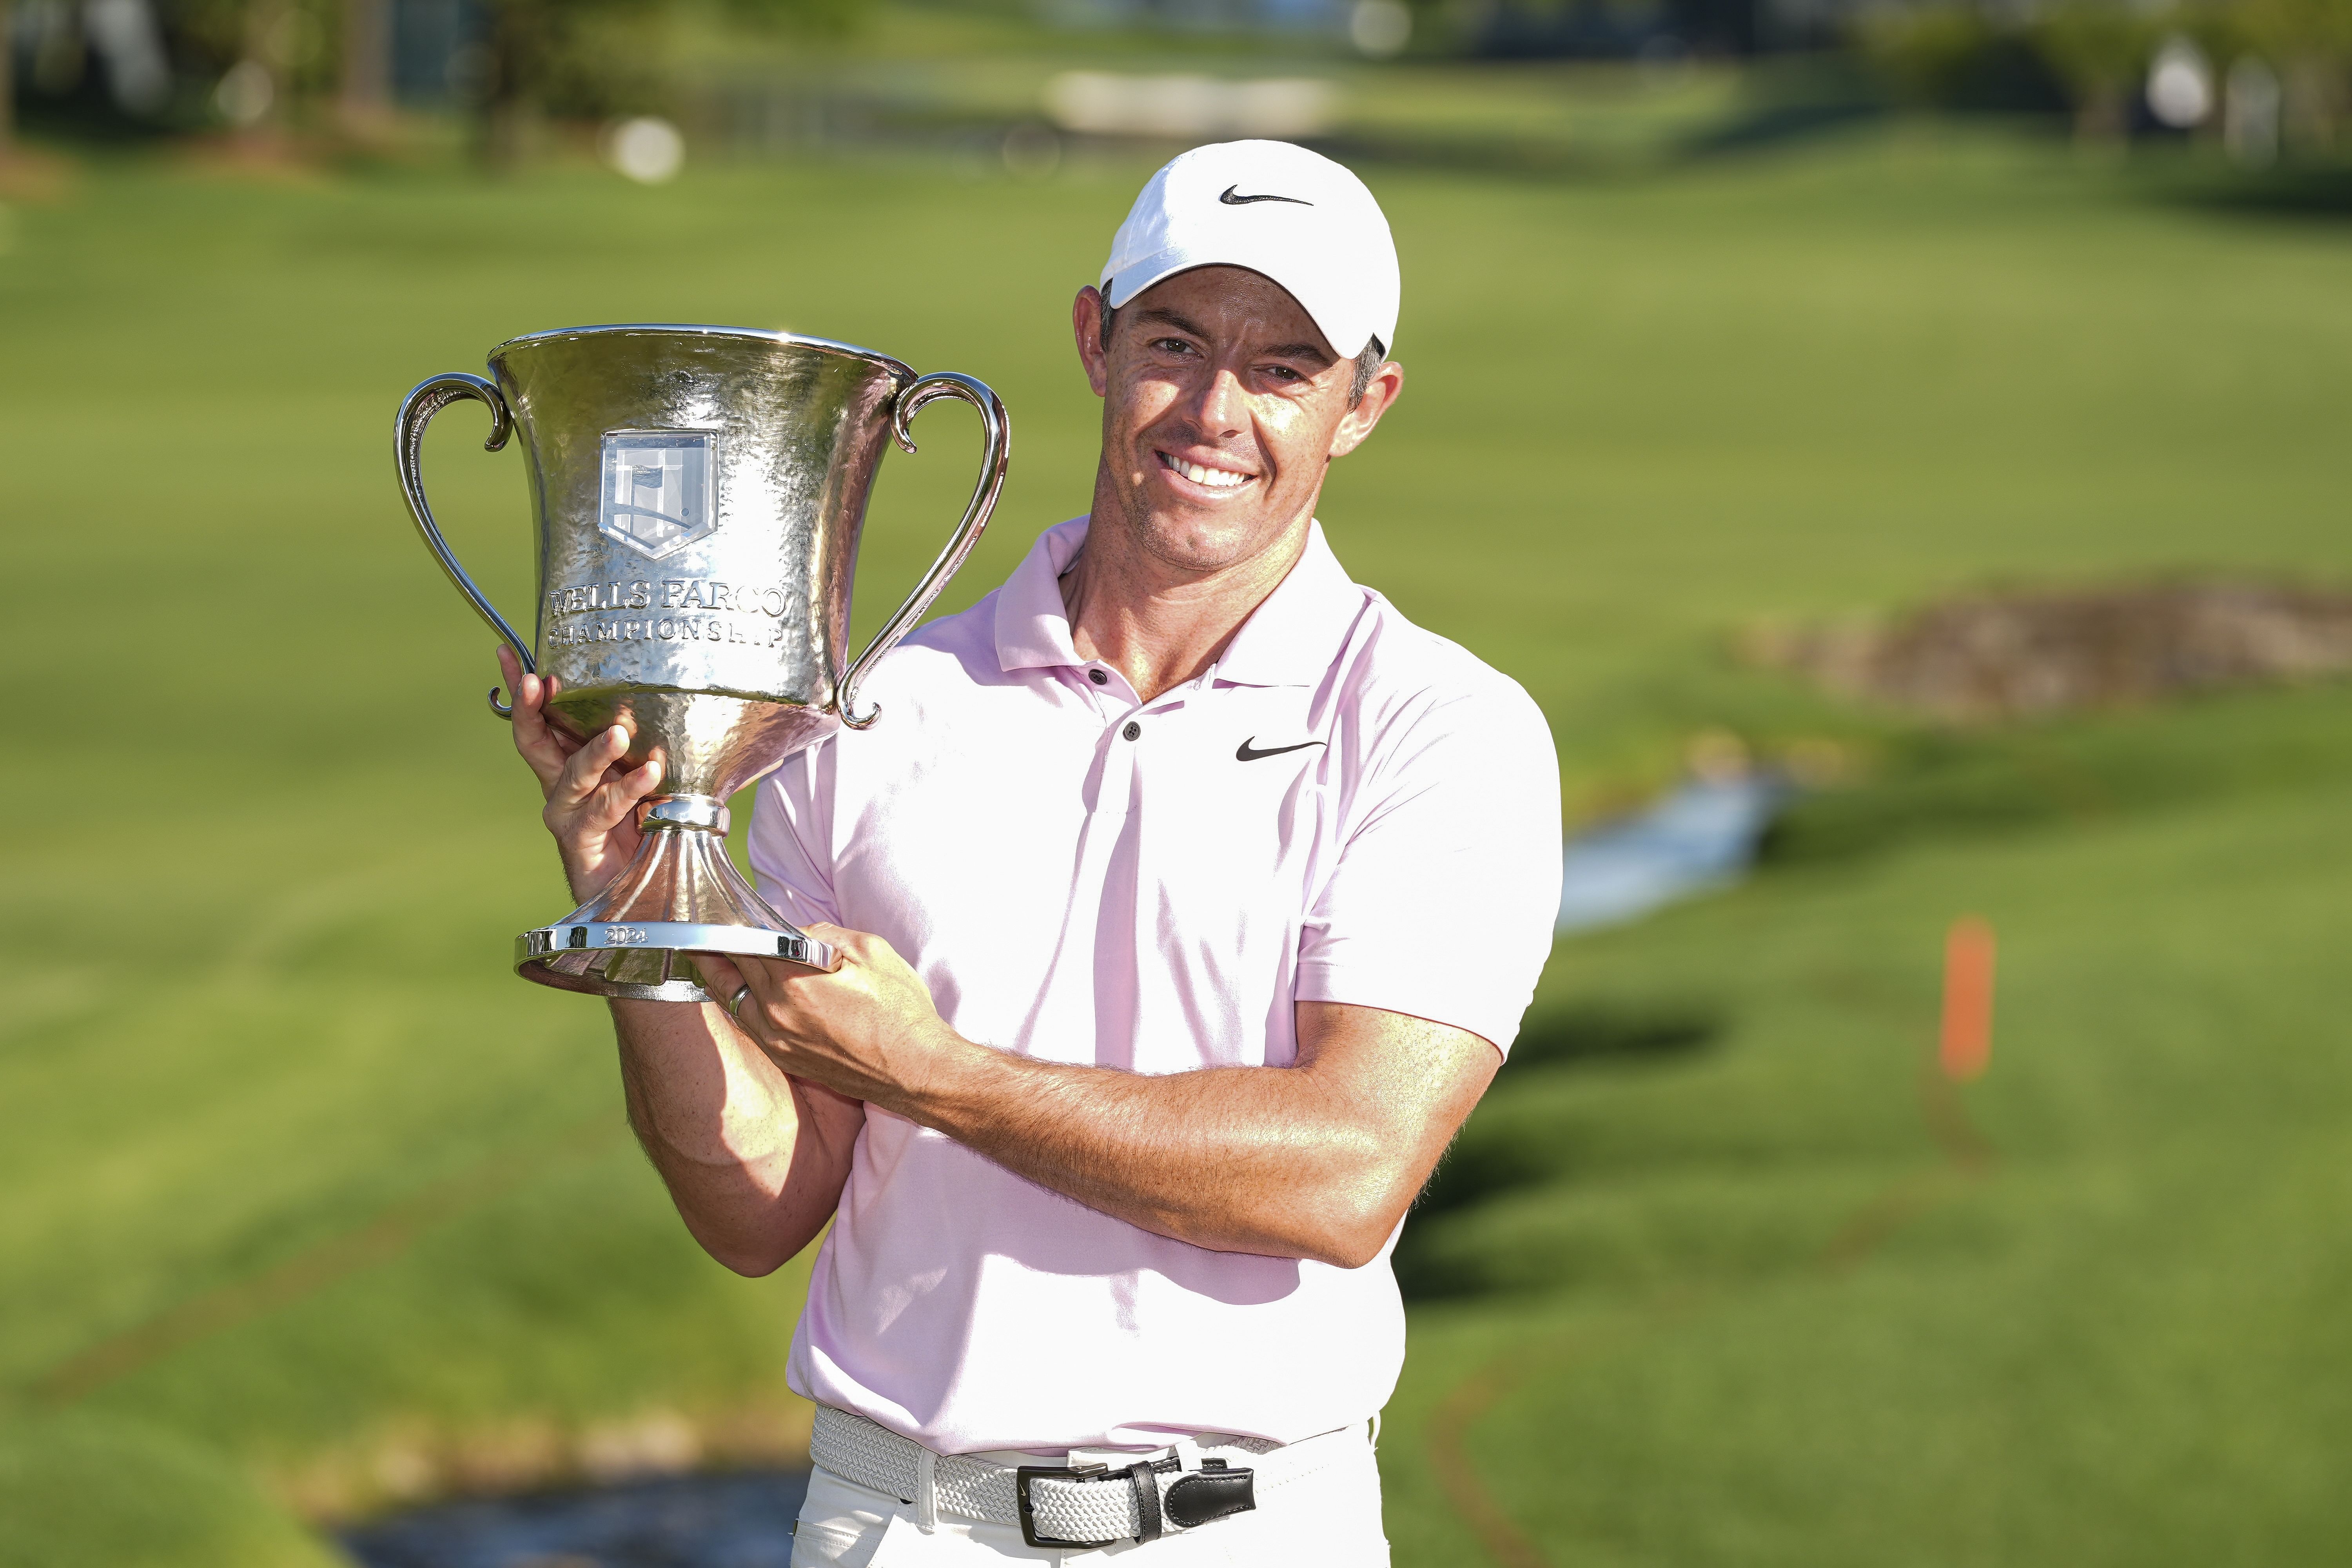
[1098,140,1399,361]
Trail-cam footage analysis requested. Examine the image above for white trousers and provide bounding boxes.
[789,1425,1390,1567]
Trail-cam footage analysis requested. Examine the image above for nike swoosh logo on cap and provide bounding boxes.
[1236,737,1326,762]
[1219,185,1313,207]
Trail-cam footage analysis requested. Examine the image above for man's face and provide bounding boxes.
[1075,265,1399,575]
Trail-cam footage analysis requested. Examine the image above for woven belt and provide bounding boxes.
[809,1404,1349,1550]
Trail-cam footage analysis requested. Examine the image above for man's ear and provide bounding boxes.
[1073,287,1112,399]
[1328,360,1404,460]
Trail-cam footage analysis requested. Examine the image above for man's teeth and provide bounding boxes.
[1169,456,1252,489]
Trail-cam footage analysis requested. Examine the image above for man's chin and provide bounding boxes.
[1133,512,1288,573]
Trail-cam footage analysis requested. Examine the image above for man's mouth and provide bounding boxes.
[1157,451,1257,491]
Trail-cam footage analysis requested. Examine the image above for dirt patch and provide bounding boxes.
[1743,579,2352,720]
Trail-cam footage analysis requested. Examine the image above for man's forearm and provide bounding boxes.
[861,1005,1493,1269]
[610,999,855,1276]
[921,1051,1381,1264]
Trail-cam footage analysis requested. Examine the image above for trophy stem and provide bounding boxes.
[513,794,836,1002]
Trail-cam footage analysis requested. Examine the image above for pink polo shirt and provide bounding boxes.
[748,517,1561,1455]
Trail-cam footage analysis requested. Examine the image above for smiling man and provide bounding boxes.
[503,141,1561,1564]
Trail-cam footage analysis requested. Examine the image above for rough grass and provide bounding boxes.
[0,1414,343,1568]
[3,121,2349,1561]
[1385,735,2352,1564]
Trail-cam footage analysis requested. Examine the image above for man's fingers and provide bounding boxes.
[501,648,574,788]
[550,725,634,811]
[777,923,859,978]
[500,647,543,730]
[800,922,875,969]
[536,679,586,752]
[589,755,664,828]
[692,954,750,1019]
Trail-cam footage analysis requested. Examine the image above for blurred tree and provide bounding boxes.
[474,0,858,168]
[725,0,861,34]
[477,0,662,166]
[338,0,392,132]
[2033,0,2152,143]
[1850,0,2352,158]
[1,0,15,158]
[161,0,338,136]
[1856,2,2071,113]
[2236,0,2352,149]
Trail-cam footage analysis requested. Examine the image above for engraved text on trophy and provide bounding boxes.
[599,431,719,560]
[544,576,805,649]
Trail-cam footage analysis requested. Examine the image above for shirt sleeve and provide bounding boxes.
[1293,678,1562,1056]
[747,739,844,931]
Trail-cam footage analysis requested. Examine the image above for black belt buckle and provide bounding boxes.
[1015,1463,1118,1551]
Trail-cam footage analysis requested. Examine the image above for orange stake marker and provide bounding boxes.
[1940,916,1997,1082]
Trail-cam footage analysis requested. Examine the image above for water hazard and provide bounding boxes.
[341,1468,811,1568]
[1555,773,1786,933]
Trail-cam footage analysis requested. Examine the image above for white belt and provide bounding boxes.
[809,1405,1351,1550]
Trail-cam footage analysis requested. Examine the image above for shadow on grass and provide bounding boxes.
[1505,1007,1722,1074]
[1397,1005,1723,1299]
[1758,681,2352,868]
[1677,100,1883,159]
[2163,163,2352,221]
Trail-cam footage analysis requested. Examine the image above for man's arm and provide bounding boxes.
[935,999,1495,1268]
[608,998,866,1276]
[499,647,863,1276]
[698,931,1501,1270]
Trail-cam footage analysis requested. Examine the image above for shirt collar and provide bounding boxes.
[1209,521,1367,688]
[993,516,1091,673]
[992,515,1367,689]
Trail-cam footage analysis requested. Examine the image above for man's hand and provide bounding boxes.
[694,926,963,1109]
[498,644,664,902]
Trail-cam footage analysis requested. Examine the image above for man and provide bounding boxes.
[497,140,1561,1563]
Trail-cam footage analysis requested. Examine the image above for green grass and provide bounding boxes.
[1386,716,2352,1564]
[3,120,2350,1561]
[0,1413,343,1568]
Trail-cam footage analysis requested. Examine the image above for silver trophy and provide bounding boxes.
[395,325,1008,1002]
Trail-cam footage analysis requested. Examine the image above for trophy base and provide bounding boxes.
[512,795,837,1003]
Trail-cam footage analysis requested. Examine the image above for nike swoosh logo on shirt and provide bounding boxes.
[1219,185,1313,207]
[1236,737,1326,762]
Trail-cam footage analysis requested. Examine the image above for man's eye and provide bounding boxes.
[1152,338,1193,355]
[1263,365,1303,382]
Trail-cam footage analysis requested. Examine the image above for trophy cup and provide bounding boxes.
[394,325,1008,1003]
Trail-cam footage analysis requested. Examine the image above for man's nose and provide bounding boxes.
[1192,364,1247,434]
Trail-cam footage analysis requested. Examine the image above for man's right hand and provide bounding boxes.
[499,644,665,904]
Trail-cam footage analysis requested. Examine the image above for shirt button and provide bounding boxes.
[1089,668,1109,685]
[1122,721,1141,741]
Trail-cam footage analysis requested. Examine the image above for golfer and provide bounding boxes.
[500,140,1561,1564]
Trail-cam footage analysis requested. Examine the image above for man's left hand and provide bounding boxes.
[695,928,965,1111]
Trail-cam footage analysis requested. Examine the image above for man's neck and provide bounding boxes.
[1059,508,1314,704]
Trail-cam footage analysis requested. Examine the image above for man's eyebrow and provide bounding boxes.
[1134,307,1211,339]
[1261,341,1336,366]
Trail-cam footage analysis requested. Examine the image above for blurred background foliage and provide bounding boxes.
[10,0,2352,171]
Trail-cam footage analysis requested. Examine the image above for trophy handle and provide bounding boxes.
[838,371,1011,730]
[395,371,534,719]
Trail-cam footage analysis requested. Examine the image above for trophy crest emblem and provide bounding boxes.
[599,431,717,559]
